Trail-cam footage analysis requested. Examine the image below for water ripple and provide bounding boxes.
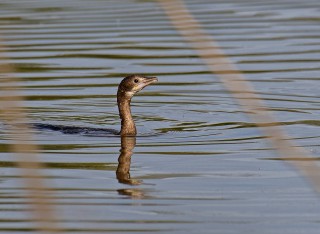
[0,0,320,233]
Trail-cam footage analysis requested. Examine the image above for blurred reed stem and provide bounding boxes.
[0,40,62,233]
[158,0,320,193]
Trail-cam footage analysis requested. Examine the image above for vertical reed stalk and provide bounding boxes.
[0,40,61,233]
[158,0,320,192]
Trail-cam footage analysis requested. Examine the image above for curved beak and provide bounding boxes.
[141,76,158,89]
[143,76,158,85]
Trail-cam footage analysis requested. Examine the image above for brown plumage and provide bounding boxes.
[117,75,158,136]
[33,75,158,136]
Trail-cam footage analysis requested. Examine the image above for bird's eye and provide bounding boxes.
[134,79,139,83]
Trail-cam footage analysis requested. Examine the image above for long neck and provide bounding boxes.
[117,90,136,136]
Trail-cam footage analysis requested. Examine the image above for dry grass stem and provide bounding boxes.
[158,0,320,192]
[0,40,61,233]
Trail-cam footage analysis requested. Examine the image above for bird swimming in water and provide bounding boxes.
[34,75,158,136]
[117,75,158,135]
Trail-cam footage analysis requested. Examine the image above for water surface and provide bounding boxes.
[0,0,320,233]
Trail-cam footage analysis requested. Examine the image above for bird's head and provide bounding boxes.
[118,75,158,98]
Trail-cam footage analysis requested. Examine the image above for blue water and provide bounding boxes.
[0,0,320,233]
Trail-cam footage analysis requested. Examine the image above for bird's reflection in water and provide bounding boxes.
[116,136,146,198]
[116,136,141,185]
